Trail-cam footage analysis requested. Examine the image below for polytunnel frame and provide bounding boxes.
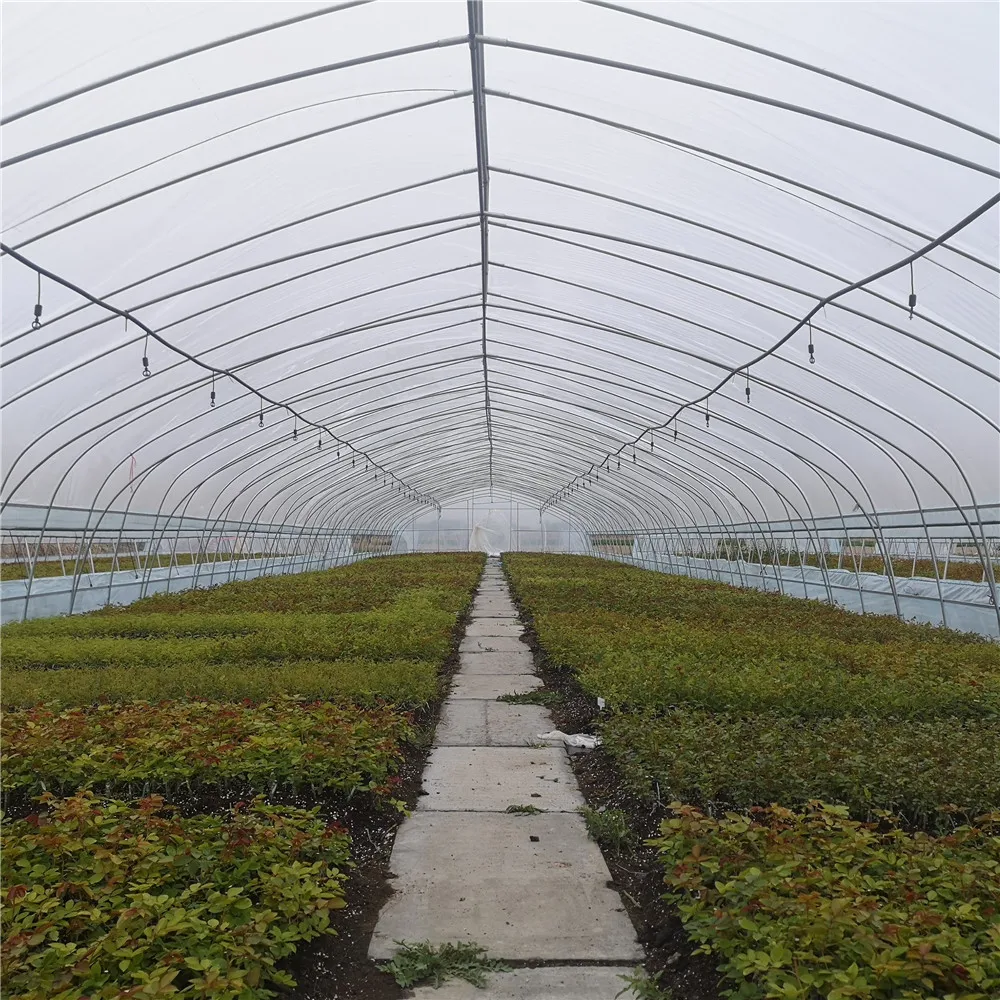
[1,0,997,630]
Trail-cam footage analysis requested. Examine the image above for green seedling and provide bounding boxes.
[379,940,510,988]
[579,805,632,852]
[617,968,674,999]
[496,690,562,707]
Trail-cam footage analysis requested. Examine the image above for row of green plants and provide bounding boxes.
[2,793,353,1000]
[1,699,413,806]
[503,554,1000,1000]
[2,655,441,709]
[3,608,455,671]
[105,556,482,615]
[534,611,999,719]
[1,554,486,998]
[601,709,1000,828]
[510,560,990,644]
[654,803,1000,1000]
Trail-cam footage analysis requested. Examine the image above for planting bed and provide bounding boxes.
[504,554,1000,1000]
[1,553,484,1000]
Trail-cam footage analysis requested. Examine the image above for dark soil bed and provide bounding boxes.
[507,582,723,1000]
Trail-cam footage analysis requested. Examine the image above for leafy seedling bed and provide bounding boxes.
[503,578,722,999]
[279,606,473,1000]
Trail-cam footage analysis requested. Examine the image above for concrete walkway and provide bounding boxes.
[370,558,642,998]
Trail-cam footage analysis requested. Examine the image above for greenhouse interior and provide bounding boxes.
[1,2,998,999]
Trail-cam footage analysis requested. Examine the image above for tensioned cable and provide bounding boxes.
[2,177,479,350]
[0,1,374,125]
[0,243,438,505]
[489,215,1000,365]
[486,90,998,276]
[4,90,459,234]
[478,37,1000,179]
[489,260,999,433]
[583,0,1000,144]
[0,36,469,168]
[8,91,470,250]
[541,192,1000,507]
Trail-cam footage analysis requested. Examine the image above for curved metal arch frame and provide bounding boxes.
[486,303,997,613]
[2,3,997,629]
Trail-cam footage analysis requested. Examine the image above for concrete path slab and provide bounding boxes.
[459,650,535,674]
[472,603,519,618]
[465,619,525,637]
[369,812,643,961]
[450,673,541,699]
[409,967,639,999]
[420,747,583,811]
[436,700,554,746]
[460,636,530,653]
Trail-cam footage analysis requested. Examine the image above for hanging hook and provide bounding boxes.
[745,370,751,405]
[808,318,816,365]
[258,399,264,428]
[908,261,917,320]
[292,412,298,441]
[705,401,710,427]
[210,372,216,409]
[142,333,151,378]
[31,272,43,329]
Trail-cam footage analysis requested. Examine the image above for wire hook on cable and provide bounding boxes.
[31,272,43,330]
[908,261,917,319]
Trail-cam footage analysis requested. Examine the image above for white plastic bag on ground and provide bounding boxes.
[537,731,602,749]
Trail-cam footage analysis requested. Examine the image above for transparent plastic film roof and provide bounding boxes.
[1,1,998,540]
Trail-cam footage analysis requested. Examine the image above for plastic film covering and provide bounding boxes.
[1,2,998,626]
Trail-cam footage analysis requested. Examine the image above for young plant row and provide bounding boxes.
[534,610,1000,719]
[2,699,413,808]
[602,709,1000,828]
[709,545,998,584]
[3,607,455,672]
[104,553,485,615]
[1,655,441,709]
[2,792,352,1000]
[653,803,1000,1000]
